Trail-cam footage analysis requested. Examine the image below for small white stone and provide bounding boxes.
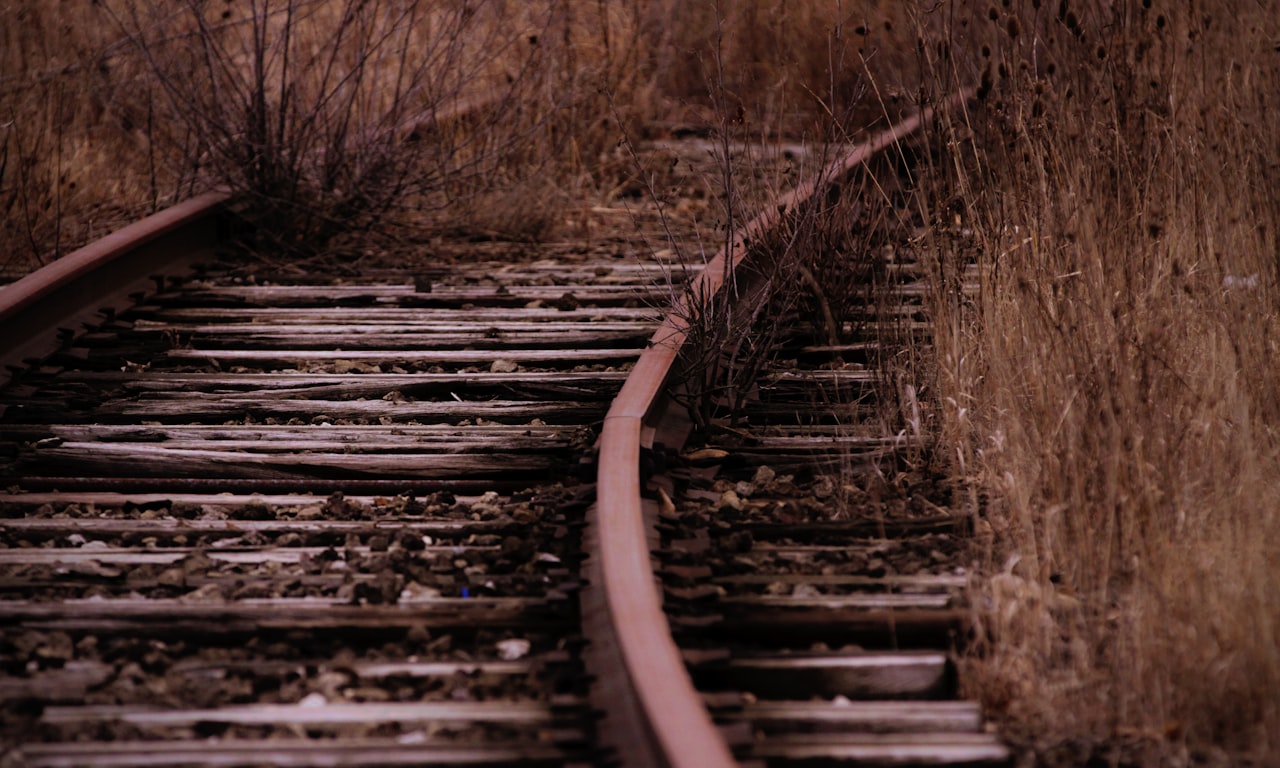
[399,582,442,602]
[298,692,328,708]
[496,638,532,661]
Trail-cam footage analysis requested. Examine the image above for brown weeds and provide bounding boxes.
[917,2,1280,763]
[0,3,161,275]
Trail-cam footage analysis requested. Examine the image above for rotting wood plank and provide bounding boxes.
[150,283,670,308]
[16,740,570,768]
[65,397,605,423]
[3,423,579,441]
[13,435,573,454]
[40,700,576,726]
[0,491,487,508]
[708,449,902,472]
[727,700,985,734]
[748,732,1009,765]
[0,476,527,495]
[0,517,528,539]
[128,319,658,333]
[19,371,630,399]
[715,593,954,610]
[15,444,563,479]
[743,424,902,438]
[0,597,560,633]
[666,540,892,555]
[80,327,651,351]
[709,573,967,590]
[130,306,662,322]
[425,260,700,278]
[160,283,665,299]
[0,571,572,594]
[758,370,878,382]
[0,545,499,566]
[730,435,913,449]
[160,347,643,365]
[169,658,546,679]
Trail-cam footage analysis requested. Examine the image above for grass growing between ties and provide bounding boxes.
[911,2,1280,764]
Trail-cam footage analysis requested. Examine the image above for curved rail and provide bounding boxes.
[589,92,970,768]
[0,192,233,385]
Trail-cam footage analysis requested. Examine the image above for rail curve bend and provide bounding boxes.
[588,92,970,768]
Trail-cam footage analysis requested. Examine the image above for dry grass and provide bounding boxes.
[911,2,1280,764]
[0,2,162,275]
[108,0,566,252]
[0,0,925,270]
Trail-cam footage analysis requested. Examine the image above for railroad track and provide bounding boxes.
[0,189,697,765]
[1,95,1007,767]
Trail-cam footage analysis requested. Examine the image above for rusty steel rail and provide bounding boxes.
[0,192,234,385]
[588,92,971,768]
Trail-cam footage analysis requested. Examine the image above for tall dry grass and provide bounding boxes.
[1,1,636,261]
[640,0,919,125]
[0,2,162,275]
[910,2,1280,763]
[1,0,925,266]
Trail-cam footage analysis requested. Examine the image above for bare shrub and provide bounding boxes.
[101,0,552,254]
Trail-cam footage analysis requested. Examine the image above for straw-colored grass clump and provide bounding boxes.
[921,2,1280,764]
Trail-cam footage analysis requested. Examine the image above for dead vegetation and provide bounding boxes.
[0,2,157,275]
[0,0,921,271]
[914,2,1280,764]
